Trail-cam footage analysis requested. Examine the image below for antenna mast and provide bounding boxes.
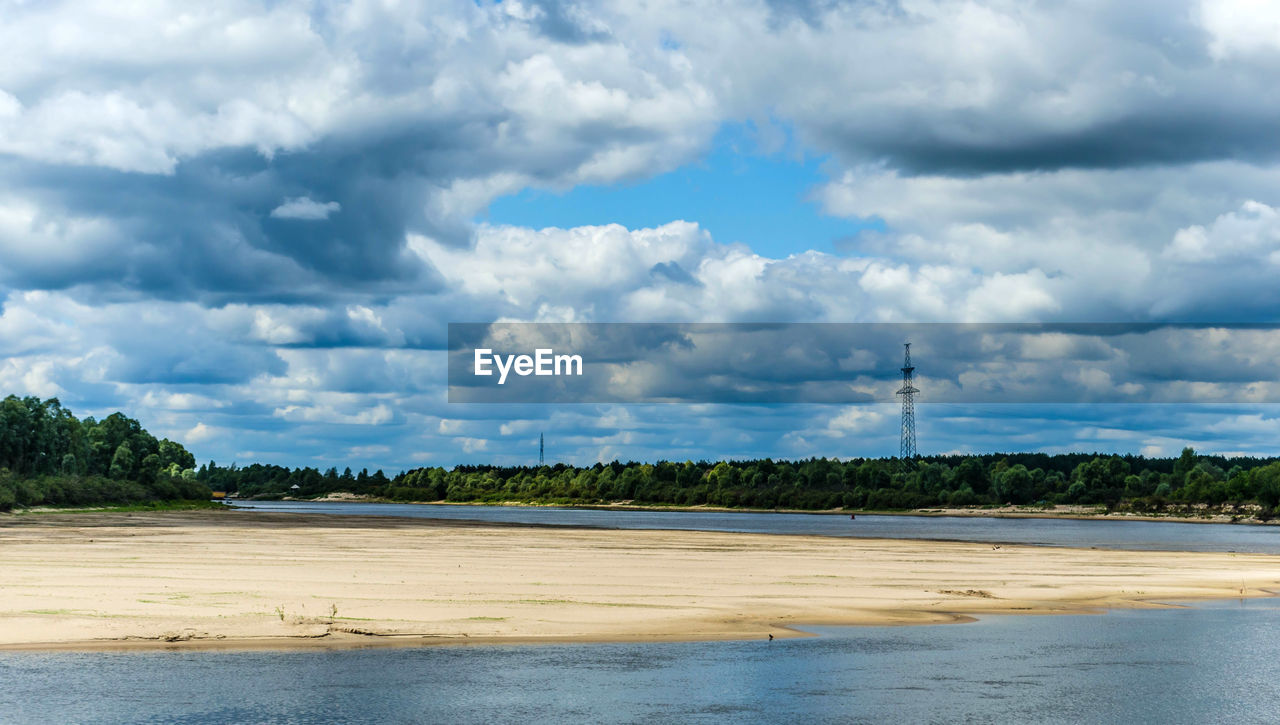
[896,343,919,459]
[539,432,544,466]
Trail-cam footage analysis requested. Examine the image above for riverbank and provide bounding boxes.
[296,494,1277,525]
[3,510,1278,651]
[14,500,227,515]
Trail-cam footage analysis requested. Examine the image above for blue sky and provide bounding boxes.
[486,125,884,258]
[3,0,1280,471]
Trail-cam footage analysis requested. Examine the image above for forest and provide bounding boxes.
[0,395,209,510]
[207,448,1280,519]
[6,392,1280,519]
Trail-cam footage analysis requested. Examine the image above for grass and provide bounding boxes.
[15,500,227,515]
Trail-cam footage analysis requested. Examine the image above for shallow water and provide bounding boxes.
[233,500,1280,553]
[3,599,1276,724]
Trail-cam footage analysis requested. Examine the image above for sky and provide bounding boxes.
[3,0,1280,471]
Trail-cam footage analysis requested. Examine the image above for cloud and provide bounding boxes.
[1200,0,1280,59]
[270,197,341,220]
[140,391,230,411]
[0,0,716,301]
[823,406,888,437]
[184,423,220,444]
[458,437,489,454]
[817,162,1280,321]
[655,0,1280,173]
[272,398,395,426]
[2,0,1280,470]
[1164,200,1280,263]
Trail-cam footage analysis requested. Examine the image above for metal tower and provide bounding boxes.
[539,433,544,466]
[896,343,919,459]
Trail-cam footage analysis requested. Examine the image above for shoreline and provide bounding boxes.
[7,596,1271,654]
[4,510,1279,653]
[15,497,1272,527]
[273,495,1278,527]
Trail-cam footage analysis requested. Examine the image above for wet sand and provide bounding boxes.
[2,510,1278,651]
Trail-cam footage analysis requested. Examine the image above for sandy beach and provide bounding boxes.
[2,510,1278,651]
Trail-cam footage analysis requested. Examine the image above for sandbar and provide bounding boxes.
[2,510,1277,651]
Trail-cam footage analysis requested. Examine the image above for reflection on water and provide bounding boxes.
[2,600,1276,724]
[235,500,1280,553]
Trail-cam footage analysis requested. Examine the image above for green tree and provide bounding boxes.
[108,443,134,480]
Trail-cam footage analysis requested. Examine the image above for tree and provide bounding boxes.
[1173,447,1197,483]
[140,453,162,483]
[994,464,1033,505]
[1065,481,1087,503]
[108,443,134,480]
[953,458,990,495]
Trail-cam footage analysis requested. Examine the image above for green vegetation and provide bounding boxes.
[7,392,1278,521]
[19,500,225,515]
[209,446,1280,520]
[0,395,210,511]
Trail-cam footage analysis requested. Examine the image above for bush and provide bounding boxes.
[0,480,14,511]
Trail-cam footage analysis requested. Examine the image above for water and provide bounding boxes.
[232,500,1280,553]
[3,599,1277,724]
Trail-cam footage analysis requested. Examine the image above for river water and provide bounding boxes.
[232,499,1280,553]
[3,599,1277,724]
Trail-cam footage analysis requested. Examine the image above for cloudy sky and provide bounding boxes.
[3,0,1280,470]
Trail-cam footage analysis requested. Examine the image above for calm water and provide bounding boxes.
[3,600,1277,724]
[232,500,1280,553]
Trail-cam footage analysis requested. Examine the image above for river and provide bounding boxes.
[3,599,1276,723]
[231,499,1280,553]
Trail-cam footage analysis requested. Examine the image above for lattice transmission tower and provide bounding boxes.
[896,343,919,459]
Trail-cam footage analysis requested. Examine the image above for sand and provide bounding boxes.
[2,510,1278,651]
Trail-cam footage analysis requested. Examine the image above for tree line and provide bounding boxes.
[7,392,1278,519]
[209,447,1280,519]
[0,395,208,510]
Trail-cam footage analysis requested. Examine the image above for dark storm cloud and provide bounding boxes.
[108,342,285,385]
[0,131,467,301]
[678,0,1280,176]
[0,106,703,304]
[819,110,1280,176]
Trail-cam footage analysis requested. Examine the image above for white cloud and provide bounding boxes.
[273,401,394,425]
[1200,0,1280,59]
[270,197,341,220]
[459,437,489,454]
[140,391,229,411]
[1164,200,1280,262]
[184,422,219,443]
[823,406,888,437]
[346,444,391,458]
